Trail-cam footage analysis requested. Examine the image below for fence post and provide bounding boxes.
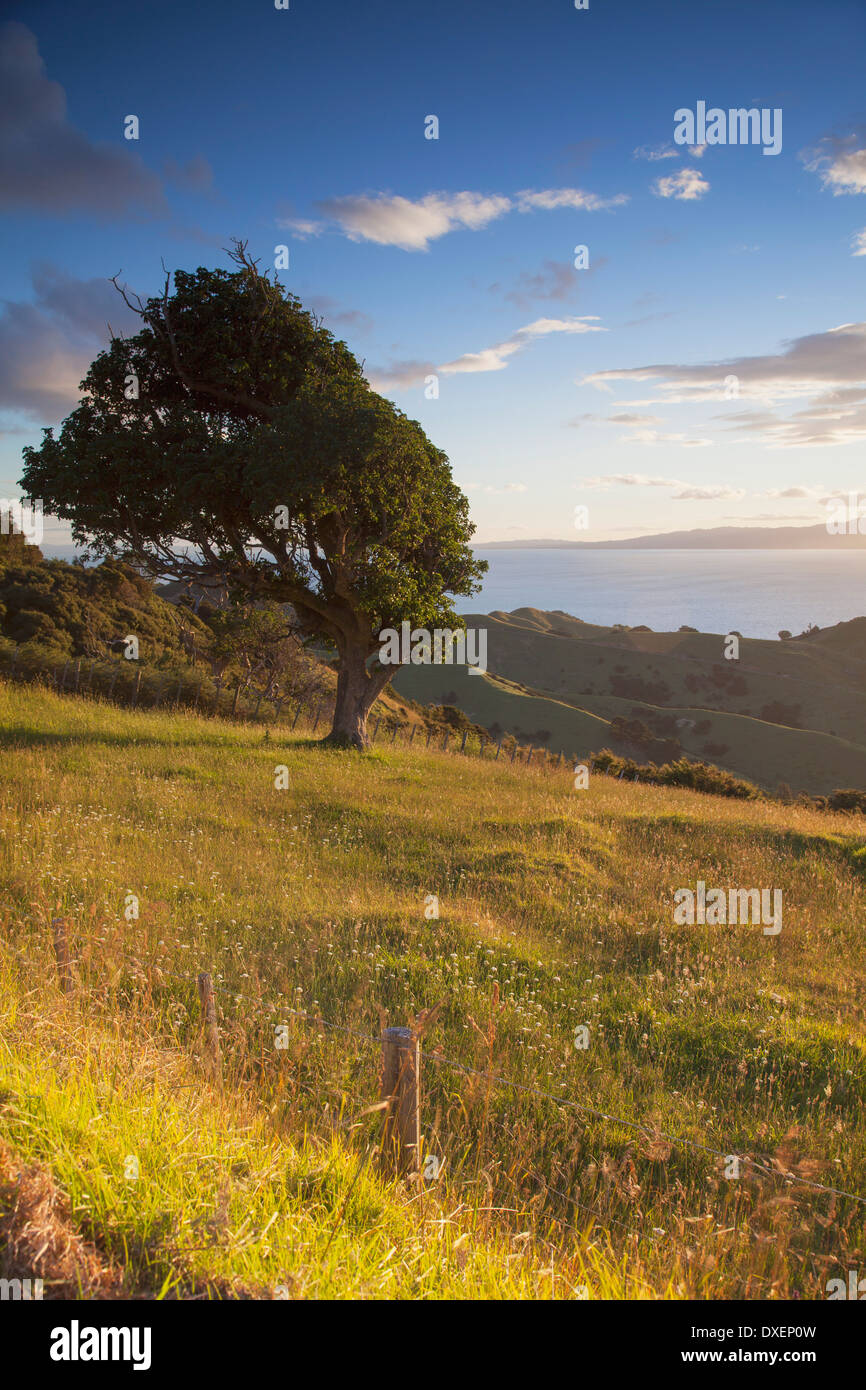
[510,742,517,763]
[197,972,222,1083]
[291,701,304,730]
[312,702,322,732]
[372,717,381,742]
[460,730,468,753]
[130,668,142,708]
[479,737,485,759]
[408,725,417,747]
[391,722,399,744]
[442,732,450,754]
[74,659,81,692]
[380,1026,420,1175]
[51,917,74,994]
[495,738,502,760]
[425,728,433,748]
[232,683,241,716]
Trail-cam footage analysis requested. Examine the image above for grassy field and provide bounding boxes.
[1,677,865,1299]
[394,609,866,794]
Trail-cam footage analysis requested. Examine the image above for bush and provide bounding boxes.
[591,748,759,800]
[827,789,866,814]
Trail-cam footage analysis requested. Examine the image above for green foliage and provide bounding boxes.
[19,244,486,656]
[592,747,760,800]
[0,556,208,660]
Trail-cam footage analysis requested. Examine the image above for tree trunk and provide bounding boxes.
[324,643,391,750]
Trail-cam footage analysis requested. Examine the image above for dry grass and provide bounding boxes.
[1,677,864,1298]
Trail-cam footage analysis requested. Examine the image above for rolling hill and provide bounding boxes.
[391,609,866,795]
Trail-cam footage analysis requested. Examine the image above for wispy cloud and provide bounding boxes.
[370,316,604,391]
[515,187,628,212]
[633,144,679,161]
[292,185,627,251]
[582,322,866,444]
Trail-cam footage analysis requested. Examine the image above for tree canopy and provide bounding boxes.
[20,242,486,745]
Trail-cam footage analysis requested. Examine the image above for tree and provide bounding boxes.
[20,243,485,747]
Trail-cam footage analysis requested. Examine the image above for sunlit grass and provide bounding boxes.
[1,678,864,1298]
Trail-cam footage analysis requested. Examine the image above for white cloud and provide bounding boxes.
[440,317,603,376]
[579,473,736,496]
[688,144,708,159]
[802,137,866,195]
[633,144,678,161]
[369,317,604,392]
[315,191,511,250]
[652,167,710,201]
[276,217,326,239]
[516,187,628,212]
[305,184,628,250]
[852,228,866,257]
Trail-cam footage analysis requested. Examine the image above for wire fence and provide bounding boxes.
[0,647,582,773]
[5,916,864,1264]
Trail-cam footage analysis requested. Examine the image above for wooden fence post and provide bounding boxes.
[197,972,222,1083]
[372,717,381,742]
[232,683,241,716]
[391,722,399,744]
[130,668,142,708]
[380,1026,420,1175]
[442,732,450,754]
[408,725,417,747]
[425,728,433,748]
[312,702,322,732]
[479,737,486,759]
[510,742,517,763]
[51,917,74,994]
[74,659,81,692]
[291,701,304,730]
[460,730,468,753]
[495,738,502,760]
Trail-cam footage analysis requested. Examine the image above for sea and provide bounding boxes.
[465,549,866,640]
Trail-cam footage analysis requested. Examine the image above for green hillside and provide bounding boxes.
[2,679,864,1299]
[392,609,866,795]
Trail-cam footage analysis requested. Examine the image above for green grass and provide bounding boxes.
[2,678,865,1298]
[393,609,866,794]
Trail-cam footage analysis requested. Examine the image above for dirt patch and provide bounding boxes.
[0,1139,126,1298]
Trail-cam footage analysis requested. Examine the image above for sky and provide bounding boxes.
[1,0,865,550]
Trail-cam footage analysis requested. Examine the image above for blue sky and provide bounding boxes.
[1,0,864,548]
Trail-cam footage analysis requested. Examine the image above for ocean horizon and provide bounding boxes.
[465,548,866,640]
